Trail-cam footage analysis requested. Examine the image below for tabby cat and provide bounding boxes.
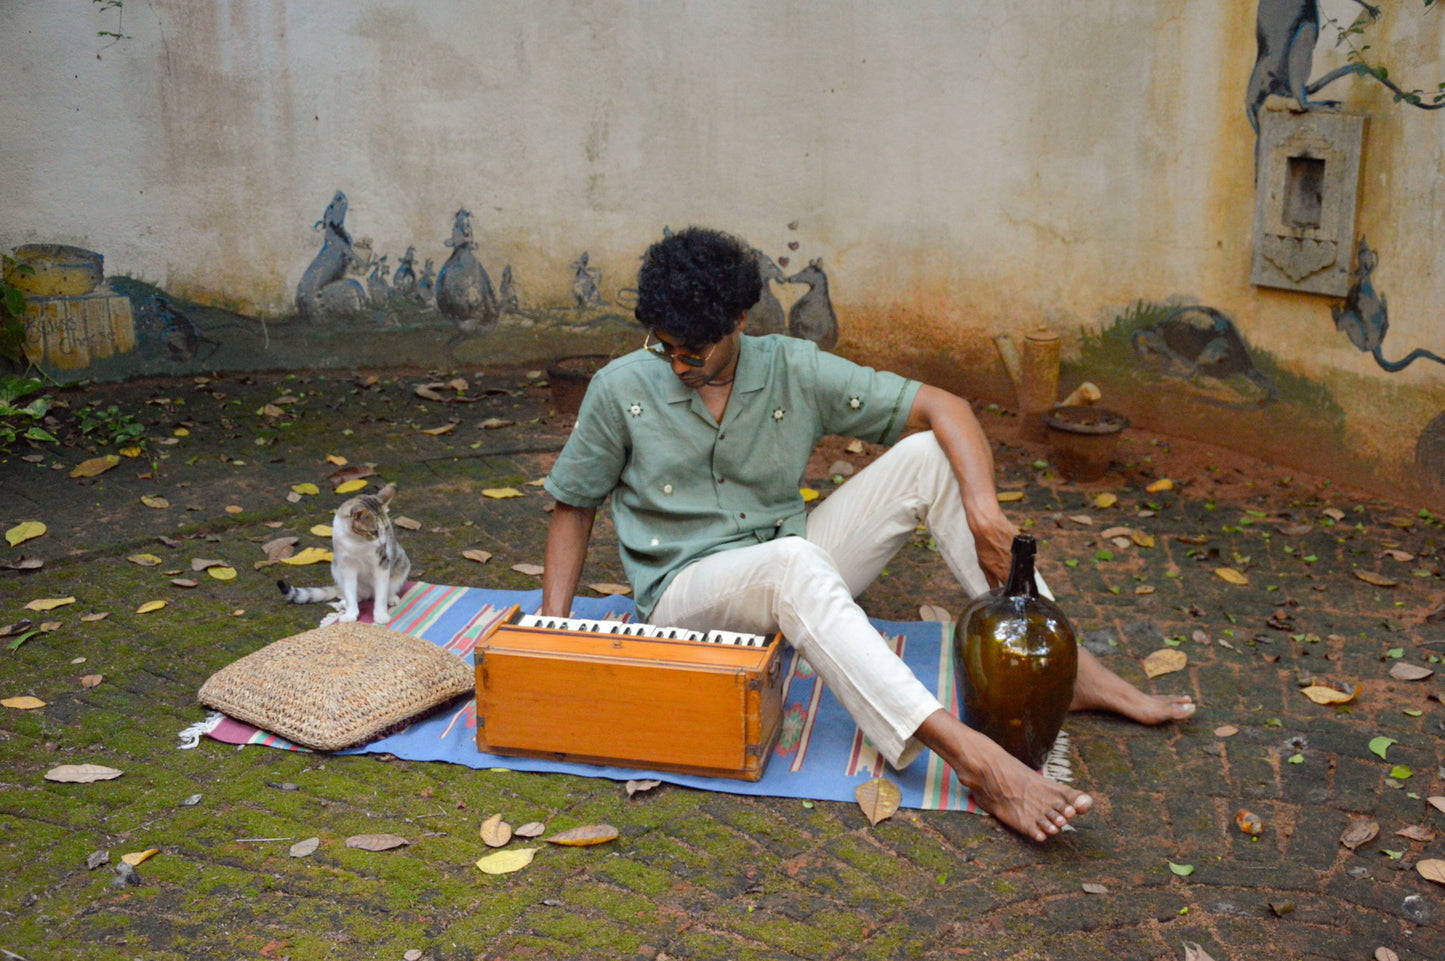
[277,484,411,625]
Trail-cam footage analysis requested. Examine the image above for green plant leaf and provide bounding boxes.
[1168,861,1195,876]
[1369,736,1396,759]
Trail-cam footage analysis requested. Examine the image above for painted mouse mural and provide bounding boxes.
[296,191,367,320]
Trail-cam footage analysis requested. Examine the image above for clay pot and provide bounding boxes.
[1042,405,1129,482]
[546,355,611,416]
[5,244,104,298]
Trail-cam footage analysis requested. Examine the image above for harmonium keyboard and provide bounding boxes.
[475,609,787,780]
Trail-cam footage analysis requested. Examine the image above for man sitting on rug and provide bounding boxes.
[540,226,1194,842]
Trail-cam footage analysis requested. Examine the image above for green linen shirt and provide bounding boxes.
[544,333,922,619]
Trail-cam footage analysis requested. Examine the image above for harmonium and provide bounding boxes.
[475,609,788,780]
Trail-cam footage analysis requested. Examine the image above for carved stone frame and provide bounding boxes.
[1250,106,1366,297]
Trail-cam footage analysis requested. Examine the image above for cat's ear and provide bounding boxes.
[377,484,397,504]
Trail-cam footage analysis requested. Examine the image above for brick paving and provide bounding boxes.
[1,366,1442,960]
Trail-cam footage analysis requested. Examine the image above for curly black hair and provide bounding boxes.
[634,227,762,345]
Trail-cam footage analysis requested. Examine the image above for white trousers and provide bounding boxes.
[651,431,1000,769]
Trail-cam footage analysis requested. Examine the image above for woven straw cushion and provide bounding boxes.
[198,622,473,751]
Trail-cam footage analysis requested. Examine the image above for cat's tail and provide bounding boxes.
[276,580,341,604]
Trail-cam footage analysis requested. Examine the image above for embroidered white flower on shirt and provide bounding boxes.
[847,395,863,410]
[771,408,786,422]
[650,537,660,547]
[662,483,674,495]
[627,402,644,418]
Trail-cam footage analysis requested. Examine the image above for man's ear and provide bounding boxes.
[734,313,750,335]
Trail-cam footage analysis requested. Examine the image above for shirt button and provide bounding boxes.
[717,477,726,484]
[739,512,747,519]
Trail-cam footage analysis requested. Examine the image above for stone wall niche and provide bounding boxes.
[1250,106,1366,297]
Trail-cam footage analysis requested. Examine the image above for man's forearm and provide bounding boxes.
[540,502,597,616]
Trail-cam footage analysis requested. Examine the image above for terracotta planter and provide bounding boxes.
[546,355,611,416]
[1042,406,1129,482]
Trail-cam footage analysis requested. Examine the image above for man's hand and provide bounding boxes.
[968,511,1019,589]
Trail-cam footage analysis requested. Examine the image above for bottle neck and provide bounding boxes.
[1003,534,1038,597]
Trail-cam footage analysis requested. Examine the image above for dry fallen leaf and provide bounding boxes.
[126,553,162,567]
[207,567,237,581]
[588,582,632,596]
[1376,948,1400,961]
[25,597,75,612]
[545,824,619,846]
[1418,859,1445,885]
[1131,530,1156,548]
[480,813,513,848]
[800,488,820,503]
[626,779,662,796]
[855,777,902,826]
[44,764,122,782]
[1340,819,1379,850]
[1300,682,1361,705]
[1145,478,1172,493]
[1388,663,1433,681]
[3,696,47,710]
[1081,882,1109,895]
[1354,570,1397,588]
[482,488,523,500]
[335,479,369,494]
[393,516,422,531]
[476,848,536,875]
[291,483,319,496]
[1395,824,1436,842]
[136,600,167,614]
[1142,649,1187,678]
[420,422,458,436]
[81,612,109,623]
[329,465,376,486]
[70,455,120,478]
[514,822,546,838]
[1276,522,1313,536]
[1381,549,1414,562]
[1322,507,1346,521]
[918,604,952,623]
[345,834,409,851]
[1213,725,1238,737]
[281,547,332,566]
[5,521,46,547]
[511,563,545,577]
[80,674,103,689]
[289,837,320,858]
[121,849,158,866]
[1428,796,1445,815]
[1214,567,1249,586]
[1181,941,1216,961]
[1093,493,1117,509]
[996,491,1023,502]
[479,417,514,430]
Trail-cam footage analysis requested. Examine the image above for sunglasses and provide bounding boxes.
[643,331,719,368]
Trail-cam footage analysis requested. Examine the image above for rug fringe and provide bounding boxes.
[177,711,224,750]
[1042,730,1073,784]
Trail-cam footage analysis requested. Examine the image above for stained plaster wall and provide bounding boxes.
[1,0,1443,503]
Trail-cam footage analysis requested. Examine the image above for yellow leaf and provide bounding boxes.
[482,487,523,499]
[1093,493,1117,509]
[281,547,333,566]
[119,446,142,458]
[291,483,319,496]
[25,597,75,612]
[2,696,46,710]
[5,521,46,547]
[420,422,457,435]
[334,479,368,494]
[800,488,820,502]
[1146,478,1173,493]
[309,524,333,537]
[127,553,163,567]
[462,550,493,564]
[136,600,167,614]
[173,427,189,437]
[70,455,119,478]
[855,776,902,826]
[81,674,103,688]
[1131,530,1156,548]
[122,849,159,866]
[140,495,169,509]
[588,582,632,596]
[476,848,536,875]
[1300,683,1360,705]
[544,824,619,846]
[996,491,1024,502]
[326,454,348,466]
[480,813,513,847]
[1214,567,1249,586]
[207,567,237,580]
[1142,648,1187,678]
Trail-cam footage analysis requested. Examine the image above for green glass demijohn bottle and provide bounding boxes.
[954,533,1077,769]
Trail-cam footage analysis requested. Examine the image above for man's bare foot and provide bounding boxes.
[915,710,1092,842]
[1071,648,1196,724]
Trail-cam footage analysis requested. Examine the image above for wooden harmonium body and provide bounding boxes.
[476,611,787,780]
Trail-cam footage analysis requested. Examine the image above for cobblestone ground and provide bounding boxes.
[1,367,1442,961]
